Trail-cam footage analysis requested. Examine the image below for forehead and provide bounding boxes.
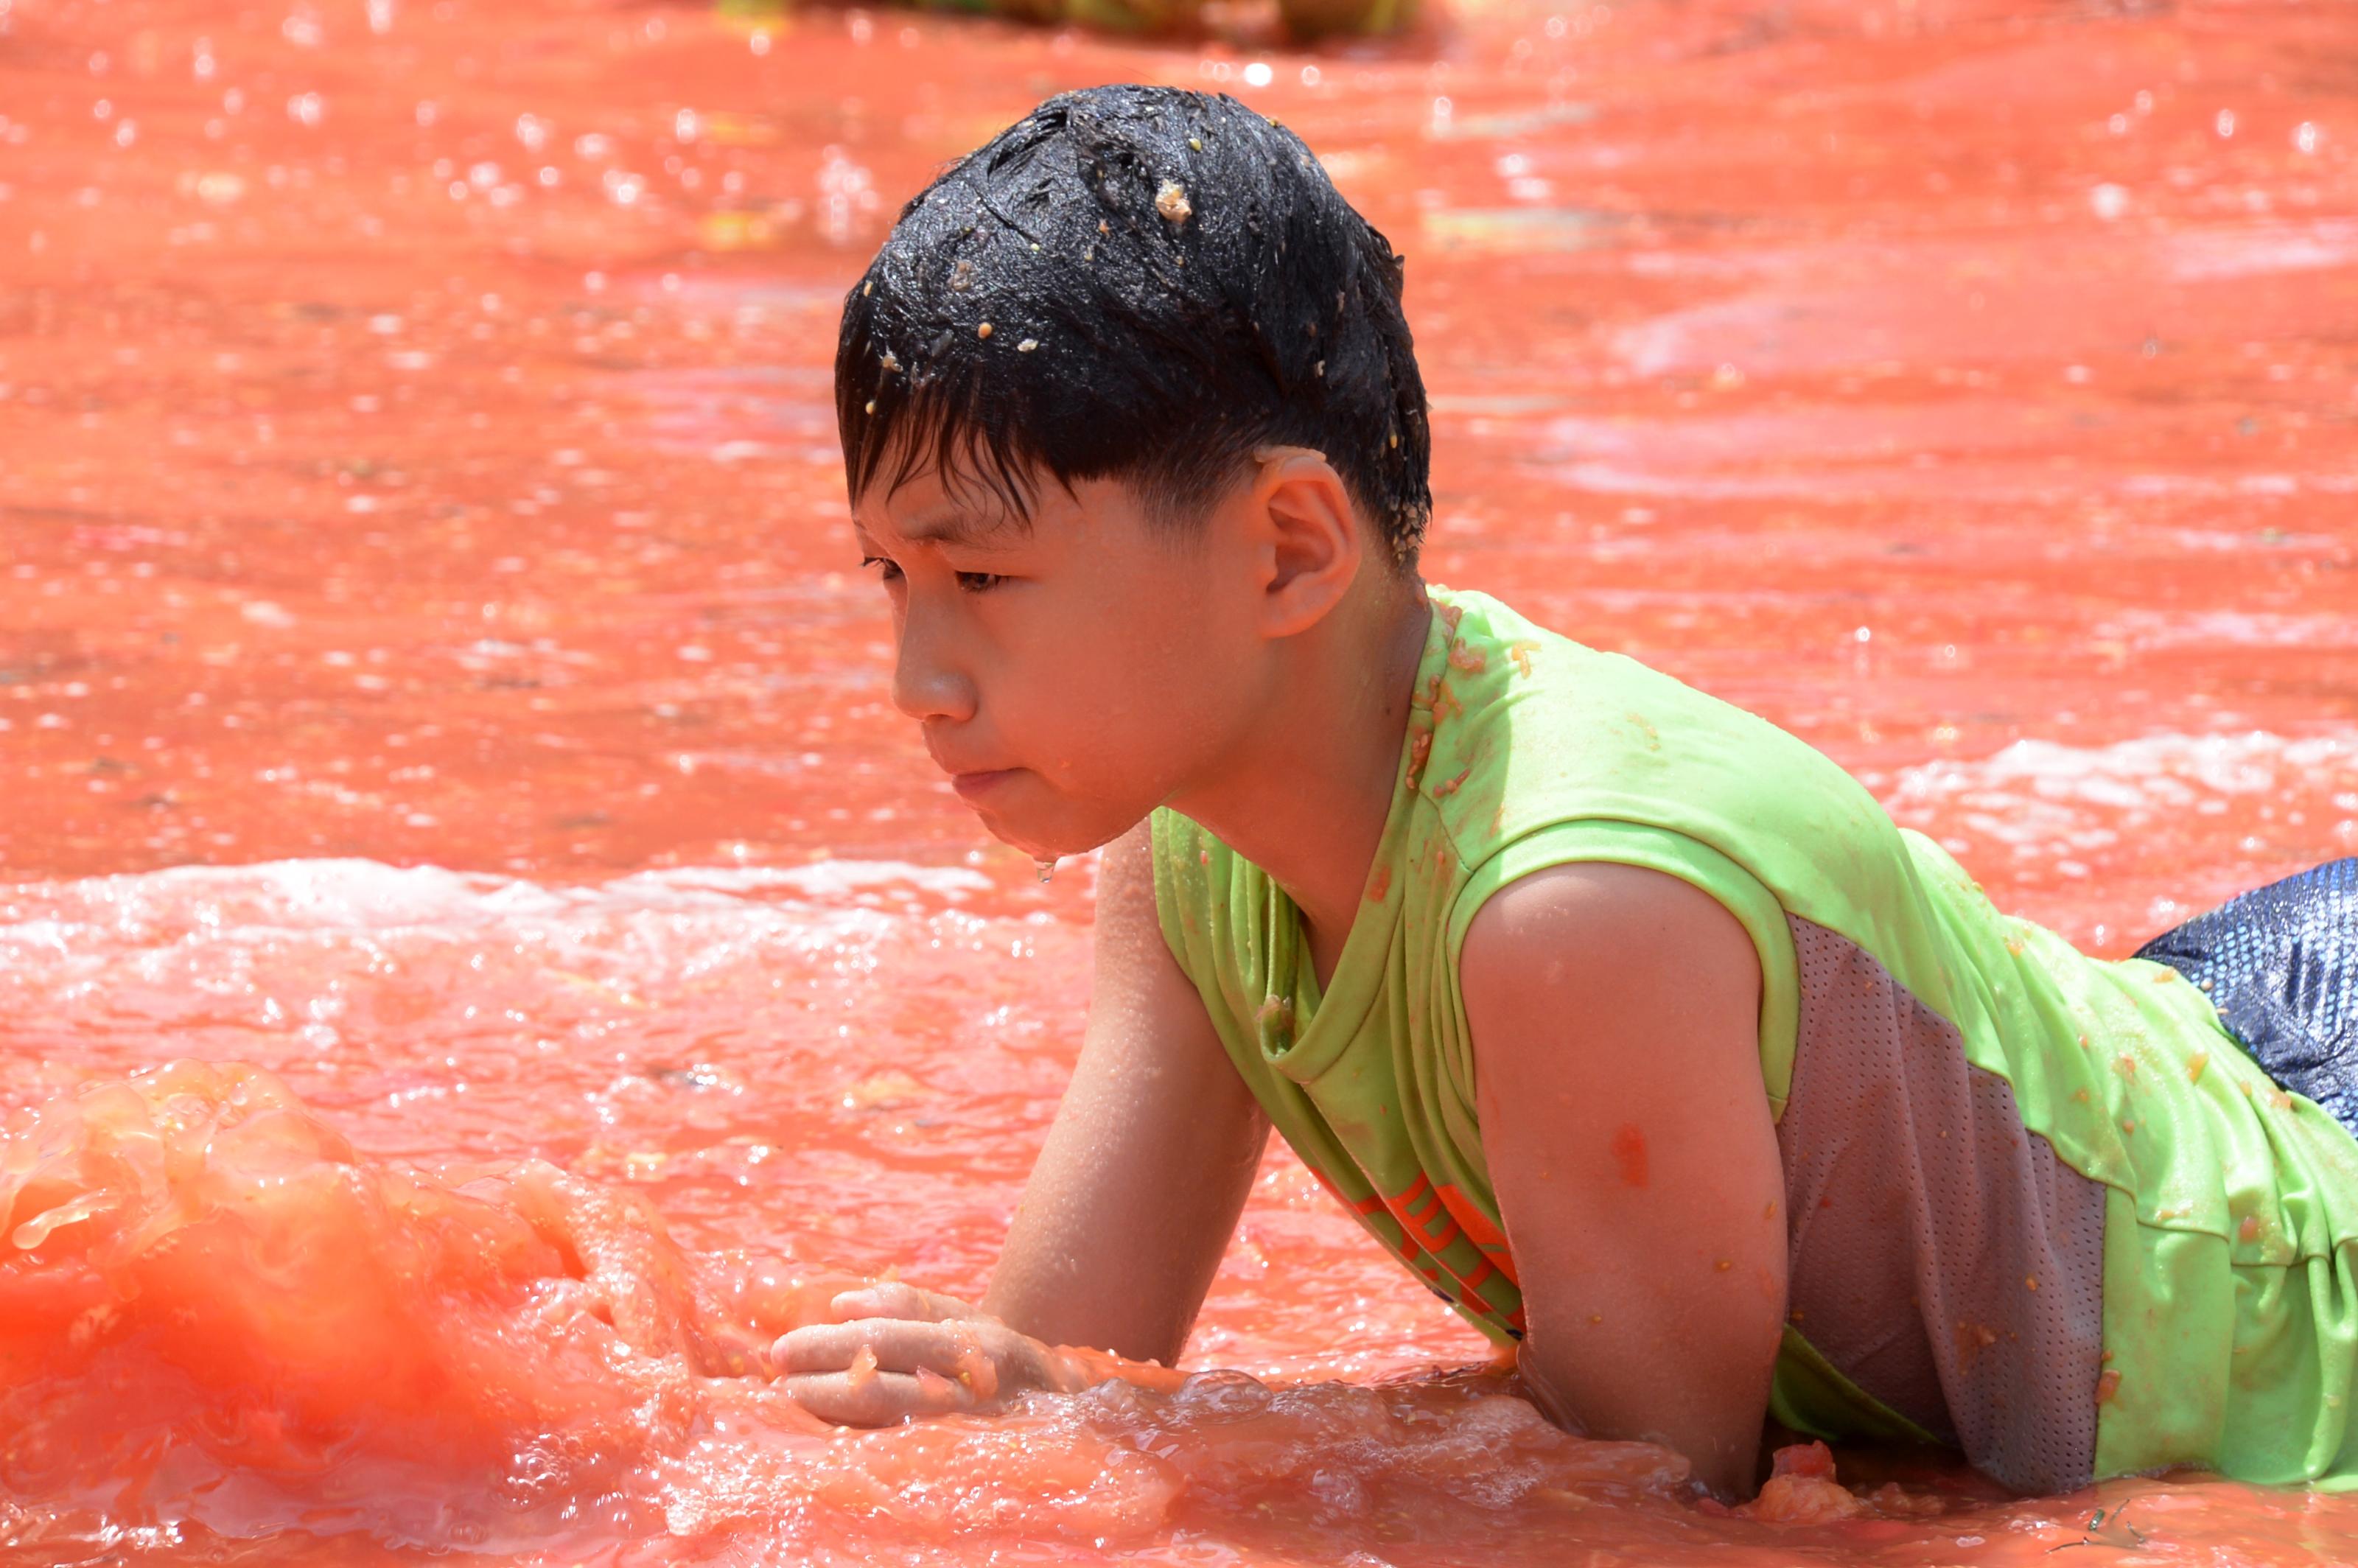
[854,491,1028,556]
[852,449,1034,535]
[853,463,1155,549]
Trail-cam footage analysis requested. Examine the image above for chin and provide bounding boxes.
[971,799,1138,863]
[979,818,1091,862]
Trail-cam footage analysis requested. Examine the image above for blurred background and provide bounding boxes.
[4,0,2351,930]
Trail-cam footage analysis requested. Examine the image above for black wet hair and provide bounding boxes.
[836,84,1432,567]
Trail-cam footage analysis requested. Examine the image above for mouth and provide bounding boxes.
[948,767,1022,803]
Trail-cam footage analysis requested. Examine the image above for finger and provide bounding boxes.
[777,1317,990,1376]
[787,1368,973,1427]
[826,1281,984,1324]
[822,1281,934,1323]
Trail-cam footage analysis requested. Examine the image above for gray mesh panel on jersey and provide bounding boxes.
[1777,916,2107,1495]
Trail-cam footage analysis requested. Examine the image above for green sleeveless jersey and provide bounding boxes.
[1150,586,2358,1491]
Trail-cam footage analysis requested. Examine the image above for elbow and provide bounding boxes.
[1511,1338,1766,1502]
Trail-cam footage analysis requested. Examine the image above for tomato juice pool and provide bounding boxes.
[2,0,2356,1561]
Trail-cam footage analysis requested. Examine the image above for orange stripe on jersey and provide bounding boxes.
[1369,1170,1525,1320]
[1435,1182,1519,1285]
[1432,1183,1508,1250]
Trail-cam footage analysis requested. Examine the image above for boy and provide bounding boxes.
[778,85,2358,1498]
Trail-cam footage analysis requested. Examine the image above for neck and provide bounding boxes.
[1166,574,1433,959]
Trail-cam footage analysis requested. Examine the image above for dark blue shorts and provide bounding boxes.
[2135,858,2358,1139]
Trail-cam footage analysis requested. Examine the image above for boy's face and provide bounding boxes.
[851,465,1270,861]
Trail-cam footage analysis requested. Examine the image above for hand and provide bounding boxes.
[774,1281,1084,1427]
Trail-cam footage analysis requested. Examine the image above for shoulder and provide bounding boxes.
[1092,819,1230,1026]
[1458,863,1760,1054]
[1462,861,1756,971]
[1424,592,1843,855]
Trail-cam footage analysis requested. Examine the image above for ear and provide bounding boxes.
[1246,447,1362,638]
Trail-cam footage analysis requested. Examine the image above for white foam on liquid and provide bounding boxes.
[1883,729,2358,858]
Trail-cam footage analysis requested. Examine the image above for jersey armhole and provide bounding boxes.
[1441,818,1802,1120]
[1146,807,1197,973]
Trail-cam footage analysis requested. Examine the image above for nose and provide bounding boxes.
[889,602,977,725]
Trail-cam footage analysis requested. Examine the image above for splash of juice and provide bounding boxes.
[0,1063,1711,1558]
[3,1060,2351,1564]
[0,1060,820,1548]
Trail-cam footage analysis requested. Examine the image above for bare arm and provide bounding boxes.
[781,818,1266,1418]
[984,816,1270,1362]
[1458,861,1785,1499]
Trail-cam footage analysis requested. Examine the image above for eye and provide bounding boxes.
[954,571,1007,594]
[860,555,903,583]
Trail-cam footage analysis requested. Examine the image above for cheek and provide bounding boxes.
[986,556,1249,769]
[1096,568,1245,690]
[1014,651,1173,749]
[1003,624,1225,772]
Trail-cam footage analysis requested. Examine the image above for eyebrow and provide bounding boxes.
[888,505,1028,548]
